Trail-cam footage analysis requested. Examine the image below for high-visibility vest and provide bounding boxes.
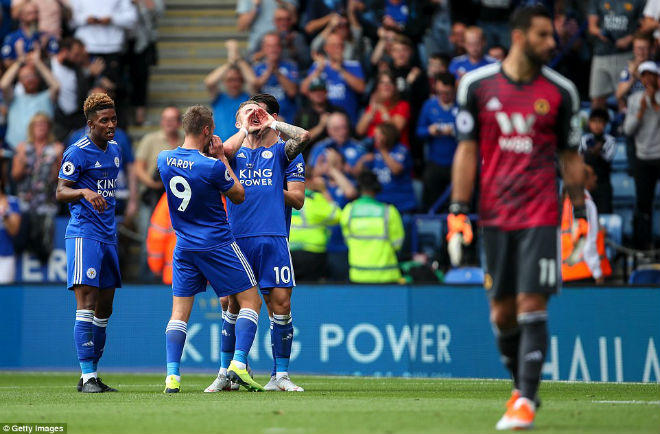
[290,190,341,253]
[340,196,404,283]
[560,196,612,281]
[146,193,176,285]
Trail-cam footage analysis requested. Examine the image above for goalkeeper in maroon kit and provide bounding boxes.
[447,5,586,430]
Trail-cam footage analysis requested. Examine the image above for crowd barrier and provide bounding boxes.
[0,284,658,383]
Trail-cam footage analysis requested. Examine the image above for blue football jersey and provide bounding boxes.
[253,60,299,123]
[284,153,305,235]
[366,144,417,213]
[158,147,236,250]
[58,136,122,244]
[228,139,290,238]
[449,55,496,79]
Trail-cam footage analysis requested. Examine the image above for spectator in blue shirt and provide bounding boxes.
[1,1,58,67]
[384,0,409,29]
[308,112,365,172]
[252,32,299,123]
[205,40,254,141]
[354,122,417,214]
[302,32,366,125]
[417,72,458,211]
[304,0,346,37]
[448,26,495,81]
[0,179,20,283]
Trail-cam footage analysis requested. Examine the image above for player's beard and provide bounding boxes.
[523,40,552,69]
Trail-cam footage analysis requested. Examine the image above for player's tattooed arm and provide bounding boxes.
[277,122,311,160]
[56,178,107,212]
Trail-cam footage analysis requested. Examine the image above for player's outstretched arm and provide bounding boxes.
[56,178,107,212]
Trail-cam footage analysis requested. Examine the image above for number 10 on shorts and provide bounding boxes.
[273,266,292,284]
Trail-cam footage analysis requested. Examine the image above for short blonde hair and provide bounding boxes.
[83,93,115,119]
[27,113,55,144]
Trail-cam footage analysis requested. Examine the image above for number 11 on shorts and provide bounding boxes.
[538,258,556,286]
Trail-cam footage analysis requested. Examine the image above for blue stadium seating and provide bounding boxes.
[444,267,484,284]
[613,206,634,238]
[411,215,445,259]
[629,266,660,285]
[611,141,628,171]
[599,214,622,260]
[611,172,635,204]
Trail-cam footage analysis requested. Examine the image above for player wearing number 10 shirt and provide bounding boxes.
[215,94,310,392]
[447,5,586,431]
[157,105,265,393]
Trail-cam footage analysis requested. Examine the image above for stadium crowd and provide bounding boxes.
[0,0,659,284]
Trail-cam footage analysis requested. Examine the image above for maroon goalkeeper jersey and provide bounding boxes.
[456,63,580,231]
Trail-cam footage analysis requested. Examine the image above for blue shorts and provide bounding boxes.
[66,237,122,290]
[172,241,257,298]
[236,236,295,294]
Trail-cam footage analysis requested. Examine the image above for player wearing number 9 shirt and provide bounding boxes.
[157,105,265,393]
[447,5,586,431]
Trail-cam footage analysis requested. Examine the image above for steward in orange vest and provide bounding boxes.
[561,191,612,283]
[146,193,176,284]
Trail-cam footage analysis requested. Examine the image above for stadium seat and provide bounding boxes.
[611,172,635,204]
[411,215,445,259]
[599,214,622,261]
[611,141,628,171]
[628,265,660,285]
[613,206,634,238]
[444,267,484,284]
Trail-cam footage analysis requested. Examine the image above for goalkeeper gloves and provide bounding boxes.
[447,201,473,267]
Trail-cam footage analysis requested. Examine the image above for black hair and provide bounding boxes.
[249,93,280,116]
[589,108,609,123]
[434,72,455,87]
[510,4,552,32]
[489,44,508,56]
[59,37,83,51]
[357,170,382,195]
[430,52,451,66]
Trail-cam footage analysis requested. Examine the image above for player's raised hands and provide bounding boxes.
[82,188,107,213]
[248,107,275,134]
[208,135,226,160]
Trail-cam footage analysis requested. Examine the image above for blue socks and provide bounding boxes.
[166,320,187,378]
[221,311,237,372]
[233,308,258,369]
[272,313,293,378]
[92,317,108,372]
[74,310,96,380]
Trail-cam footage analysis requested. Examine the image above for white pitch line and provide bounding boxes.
[592,400,660,405]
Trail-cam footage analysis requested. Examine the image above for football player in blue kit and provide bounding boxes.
[204,94,310,392]
[56,93,123,393]
[157,105,264,393]
[205,94,306,393]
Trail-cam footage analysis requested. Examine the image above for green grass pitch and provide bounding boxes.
[0,372,658,434]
